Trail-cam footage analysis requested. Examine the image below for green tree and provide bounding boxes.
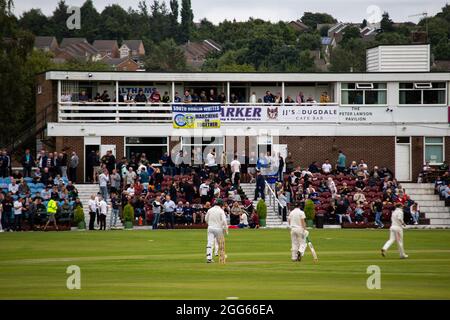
[434,39,450,60]
[19,9,51,35]
[380,12,394,32]
[49,0,72,41]
[100,4,131,42]
[297,32,321,51]
[169,0,179,40]
[77,0,101,42]
[341,26,361,44]
[144,38,187,71]
[330,38,366,72]
[300,12,336,29]
[180,0,194,43]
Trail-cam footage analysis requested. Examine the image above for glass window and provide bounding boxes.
[125,137,167,145]
[341,82,386,105]
[424,137,444,164]
[399,82,446,105]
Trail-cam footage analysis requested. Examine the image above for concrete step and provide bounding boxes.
[416,200,445,206]
[408,194,440,200]
[404,189,435,195]
[401,183,434,189]
[429,218,450,225]
[425,212,450,219]
[421,206,450,213]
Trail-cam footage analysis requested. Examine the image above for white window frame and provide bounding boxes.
[399,82,447,106]
[423,136,445,165]
[340,82,387,106]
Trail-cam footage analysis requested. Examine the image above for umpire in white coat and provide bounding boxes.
[205,198,228,263]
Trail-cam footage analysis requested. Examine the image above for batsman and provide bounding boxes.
[205,198,228,263]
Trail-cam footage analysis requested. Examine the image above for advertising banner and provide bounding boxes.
[276,105,339,122]
[172,105,221,129]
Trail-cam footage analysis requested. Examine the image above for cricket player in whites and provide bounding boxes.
[381,203,409,259]
[205,198,228,263]
[288,202,307,262]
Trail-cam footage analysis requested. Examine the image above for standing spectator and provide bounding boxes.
[263,91,275,103]
[13,197,24,231]
[174,91,181,103]
[125,167,137,187]
[327,177,338,198]
[21,149,34,178]
[183,202,194,225]
[110,192,121,228]
[249,91,257,104]
[2,194,13,231]
[69,152,79,183]
[88,195,97,230]
[230,155,241,186]
[98,169,110,201]
[43,195,59,231]
[336,150,346,173]
[110,169,121,194]
[254,170,265,201]
[296,92,305,104]
[277,153,284,182]
[285,152,294,174]
[199,180,210,204]
[163,195,176,229]
[98,195,107,231]
[0,150,11,177]
[152,199,162,230]
[320,91,330,103]
[278,190,288,222]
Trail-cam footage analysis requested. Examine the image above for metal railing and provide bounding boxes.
[264,179,288,221]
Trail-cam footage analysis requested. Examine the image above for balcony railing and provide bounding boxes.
[58,102,339,123]
[57,101,448,124]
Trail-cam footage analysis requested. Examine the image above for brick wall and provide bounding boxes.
[36,74,57,150]
[101,136,125,159]
[411,136,424,180]
[279,136,396,174]
[55,137,84,183]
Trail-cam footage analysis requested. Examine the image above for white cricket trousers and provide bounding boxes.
[290,227,305,260]
[382,227,406,257]
[206,227,223,260]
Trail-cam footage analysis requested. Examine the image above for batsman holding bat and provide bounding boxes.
[205,198,228,263]
[299,230,319,263]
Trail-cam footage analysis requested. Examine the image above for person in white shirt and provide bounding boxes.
[98,196,108,231]
[230,156,241,185]
[8,180,19,195]
[98,170,110,201]
[327,177,338,198]
[381,203,408,259]
[288,202,306,262]
[206,150,216,167]
[87,194,97,230]
[205,199,228,263]
[126,185,135,197]
[238,211,249,228]
[199,181,210,204]
[322,159,332,174]
[13,197,24,231]
[249,91,257,104]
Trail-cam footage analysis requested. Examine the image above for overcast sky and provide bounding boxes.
[11,0,448,24]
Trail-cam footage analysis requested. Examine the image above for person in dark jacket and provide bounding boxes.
[277,153,285,182]
[254,170,265,201]
[21,149,35,178]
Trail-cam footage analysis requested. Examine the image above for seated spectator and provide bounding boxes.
[248,210,259,229]
[125,90,134,103]
[183,202,194,225]
[134,89,147,103]
[79,90,89,102]
[410,202,420,225]
[320,91,330,103]
[174,201,185,225]
[383,189,395,205]
[218,92,226,103]
[308,161,320,173]
[263,91,275,103]
[439,161,449,171]
[238,211,249,228]
[161,91,170,103]
[334,197,352,224]
[318,179,329,193]
[150,89,161,103]
[353,189,366,205]
[354,204,365,224]
[339,182,351,196]
[100,90,110,102]
[173,91,181,102]
[284,95,294,103]
[322,159,332,174]
[230,201,242,225]
[8,180,19,195]
[355,177,366,191]
[349,161,358,175]
[183,90,192,103]
[18,180,30,195]
[192,203,204,224]
[296,91,305,104]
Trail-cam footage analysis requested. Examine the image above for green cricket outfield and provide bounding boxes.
[0,229,449,300]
